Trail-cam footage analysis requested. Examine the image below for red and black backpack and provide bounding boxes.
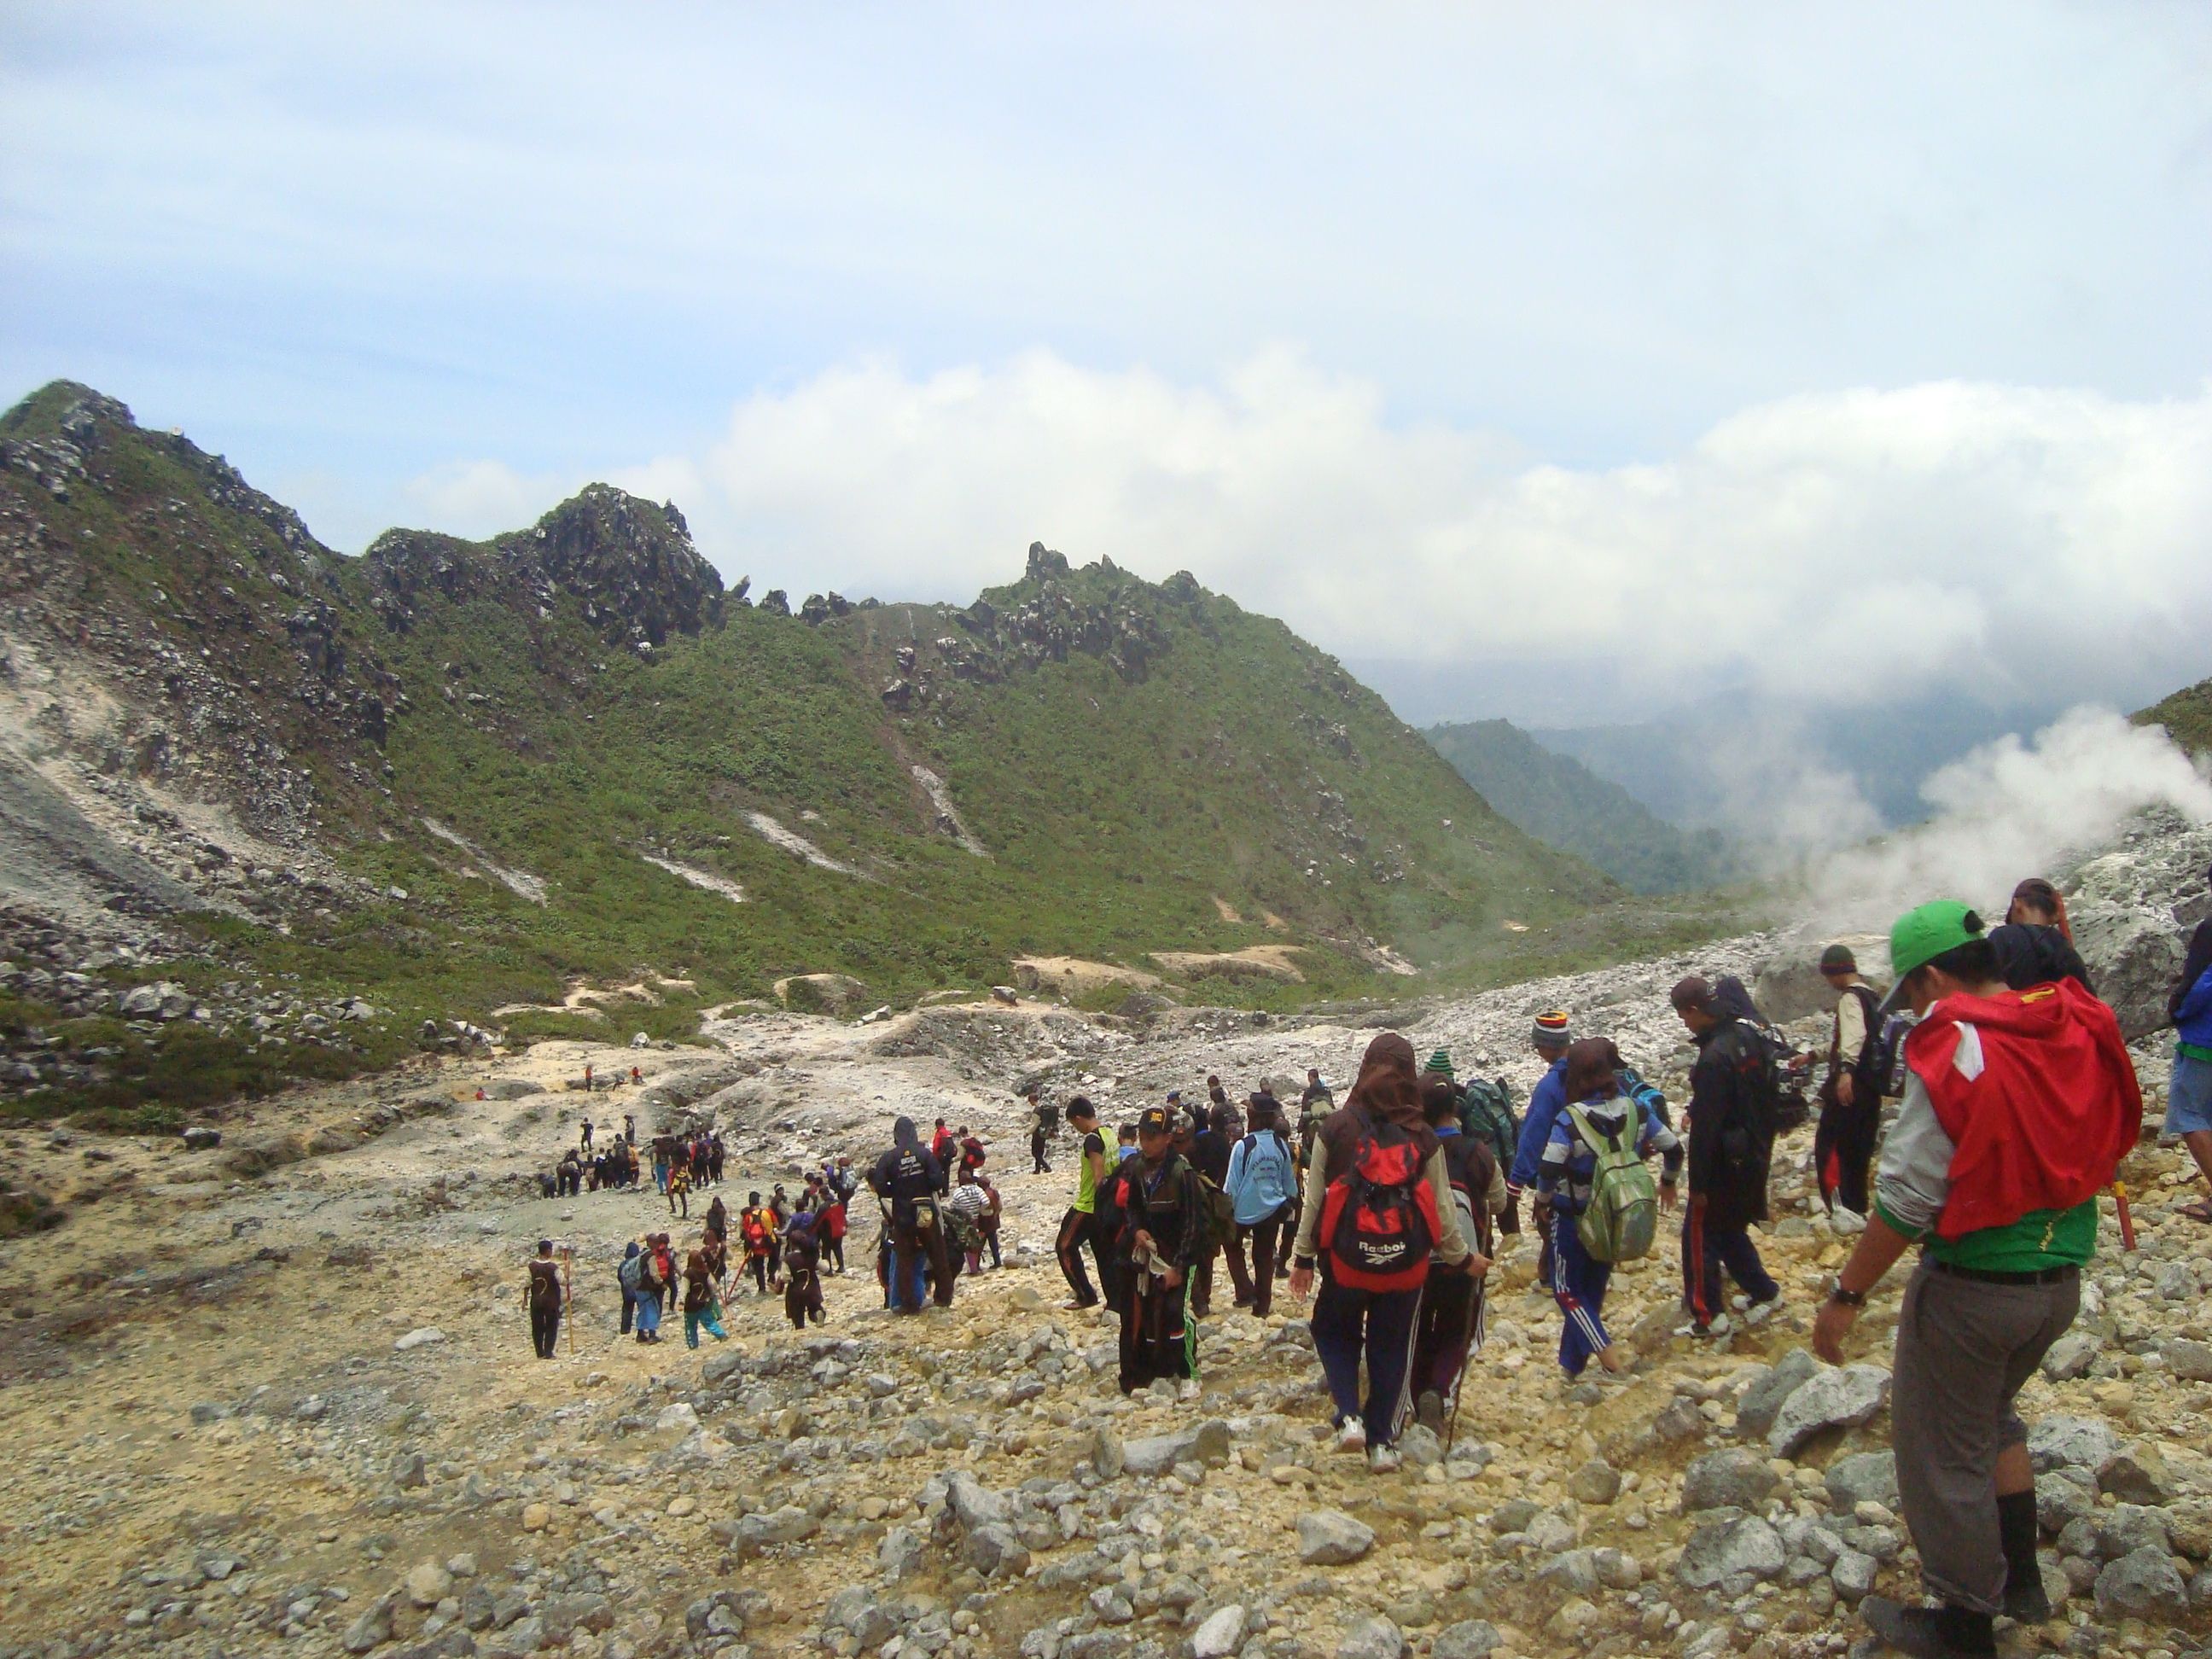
[1320,1116,1440,1291]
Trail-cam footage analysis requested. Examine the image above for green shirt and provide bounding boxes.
[1874,1196,2099,1272]
[1073,1130,1104,1214]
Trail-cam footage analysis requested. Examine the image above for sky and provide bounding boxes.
[4,2,2211,739]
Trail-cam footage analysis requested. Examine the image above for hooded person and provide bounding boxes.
[616,1239,643,1336]
[781,1208,827,1329]
[1670,975,1781,1336]
[1289,1033,1489,1471]
[1409,1073,1511,1429]
[869,1115,952,1312]
[1814,902,2139,1659]
[1987,876,2095,995]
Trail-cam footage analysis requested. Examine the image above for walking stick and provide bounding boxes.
[2112,1182,2138,1252]
[562,1246,575,1354]
[1442,1230,1490,1454]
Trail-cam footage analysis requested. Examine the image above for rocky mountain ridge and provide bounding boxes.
[0,380,1655,1123]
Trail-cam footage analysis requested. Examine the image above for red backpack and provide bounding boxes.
[1319,1117,1439,1291]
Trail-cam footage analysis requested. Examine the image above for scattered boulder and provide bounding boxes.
[180,1126,222,1150]
[393,1326,446,1352]
[1683,1448,1780,1513]
[1191,1605,1246,1658]
[2029,1416,2121,1476]
[1736,1348,1820,1438]
[1769,1364,1890,1458]
[1824,1451,1900,1514]
[1676,1516,1787,1589]
[1296,1509,1377,1566]
[1432,1621,1502,1659]
[1119,1418,1230,1476]
[1336,1615,1405,1659]
[2094,1545,2190,1618]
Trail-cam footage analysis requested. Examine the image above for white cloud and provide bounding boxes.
[400,459,568,541]
[480,350,2212,722]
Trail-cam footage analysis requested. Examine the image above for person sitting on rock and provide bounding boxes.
[1817,901,2139,1659]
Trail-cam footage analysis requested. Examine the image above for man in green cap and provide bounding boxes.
[1814,901,2140,1658]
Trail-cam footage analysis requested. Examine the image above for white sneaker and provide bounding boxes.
[1367,1445,1401,1473]
[1178,1378,1202,1403]
[1336,1417,1368,1453]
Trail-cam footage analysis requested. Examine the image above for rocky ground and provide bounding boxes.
[8,835,2212,1659]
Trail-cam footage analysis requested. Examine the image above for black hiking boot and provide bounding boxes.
[1996,1489,2050,1623]
[1860,1596,1995,1658]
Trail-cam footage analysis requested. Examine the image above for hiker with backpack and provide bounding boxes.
[1189,1103,1252,1315]
[1507,1010,1575,1282]
[616,1241,643,1336]
[1110,1104,1208,1398]
[681,1240,731,1348]
[870,1116,955,1313]
[1537,1039,1680,1378]
[527,1240,565,1359]
[1027,1085,1056,1173]
[1289,1033,1489,1471]
[739,1194,777,1293]
[1815,944,1886,1219]
[1671,975,1782,1336]
[1225,1095,1300,1316]
[629,1237,665,1343]
[2168,863,2212,1225]
[1412,1074,1509,1429]
[1815,902,2140,1659]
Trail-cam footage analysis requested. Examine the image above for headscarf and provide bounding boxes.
[1344,1032,1424,1132]
[1562,1038,1624,1104]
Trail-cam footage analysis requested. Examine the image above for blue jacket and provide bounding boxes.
[1225,1130,1298,1224]
[1508,1057,1569,1193]
[2177,960,2212,1051]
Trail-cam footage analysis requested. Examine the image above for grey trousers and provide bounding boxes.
[1891,1258,2079,1613]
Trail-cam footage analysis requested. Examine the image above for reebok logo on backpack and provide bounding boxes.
[1566,1104,1658,1264]
[1320,1120,1440,1291]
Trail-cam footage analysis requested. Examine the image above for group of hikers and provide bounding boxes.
[540,1115,734,1215]
[518,864,2212,1659]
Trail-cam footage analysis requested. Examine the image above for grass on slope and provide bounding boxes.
[1425,718,1740,894]
[2138,675,2212,760]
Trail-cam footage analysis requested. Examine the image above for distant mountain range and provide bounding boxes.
[1423,719,1739,893]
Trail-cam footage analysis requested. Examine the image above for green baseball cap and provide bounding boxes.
[1888,900,1985,987]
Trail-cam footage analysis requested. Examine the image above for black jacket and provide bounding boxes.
[868,1144,946,1225]
[1109,1152,1205,1271]
[1988,923,2094,996]
[1685,1018,1772,1231]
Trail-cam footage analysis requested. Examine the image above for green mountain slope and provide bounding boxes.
[1424,718,1738,893]
[2137,674,2212,758]
[1,381,1744,1118]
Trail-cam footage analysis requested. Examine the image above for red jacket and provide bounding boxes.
[1906,980,2140,1239]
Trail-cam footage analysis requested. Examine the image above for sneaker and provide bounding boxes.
[1690,1313,1732,1339]
[1178,1378,1202,1404]
[1335,1417,1368,1454]
[1415,1390,1446,1434]
[1062,1297,1097,1312]
[1367,1445,1401,1474]
[1746,1295,1782,1327]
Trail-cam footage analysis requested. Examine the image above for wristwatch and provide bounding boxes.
[1827,1280,1866,1307]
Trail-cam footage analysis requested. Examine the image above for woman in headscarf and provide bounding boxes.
[1988,876,2095,993]
[1287,1033,1490,1473]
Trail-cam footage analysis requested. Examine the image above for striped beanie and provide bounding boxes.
[1423,1049,1453,1077]
[1531,1010,1571,1049]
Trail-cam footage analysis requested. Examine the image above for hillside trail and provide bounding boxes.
[7,945,2212,1659]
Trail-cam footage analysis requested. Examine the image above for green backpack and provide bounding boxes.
[1564,1103,1658,1264]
